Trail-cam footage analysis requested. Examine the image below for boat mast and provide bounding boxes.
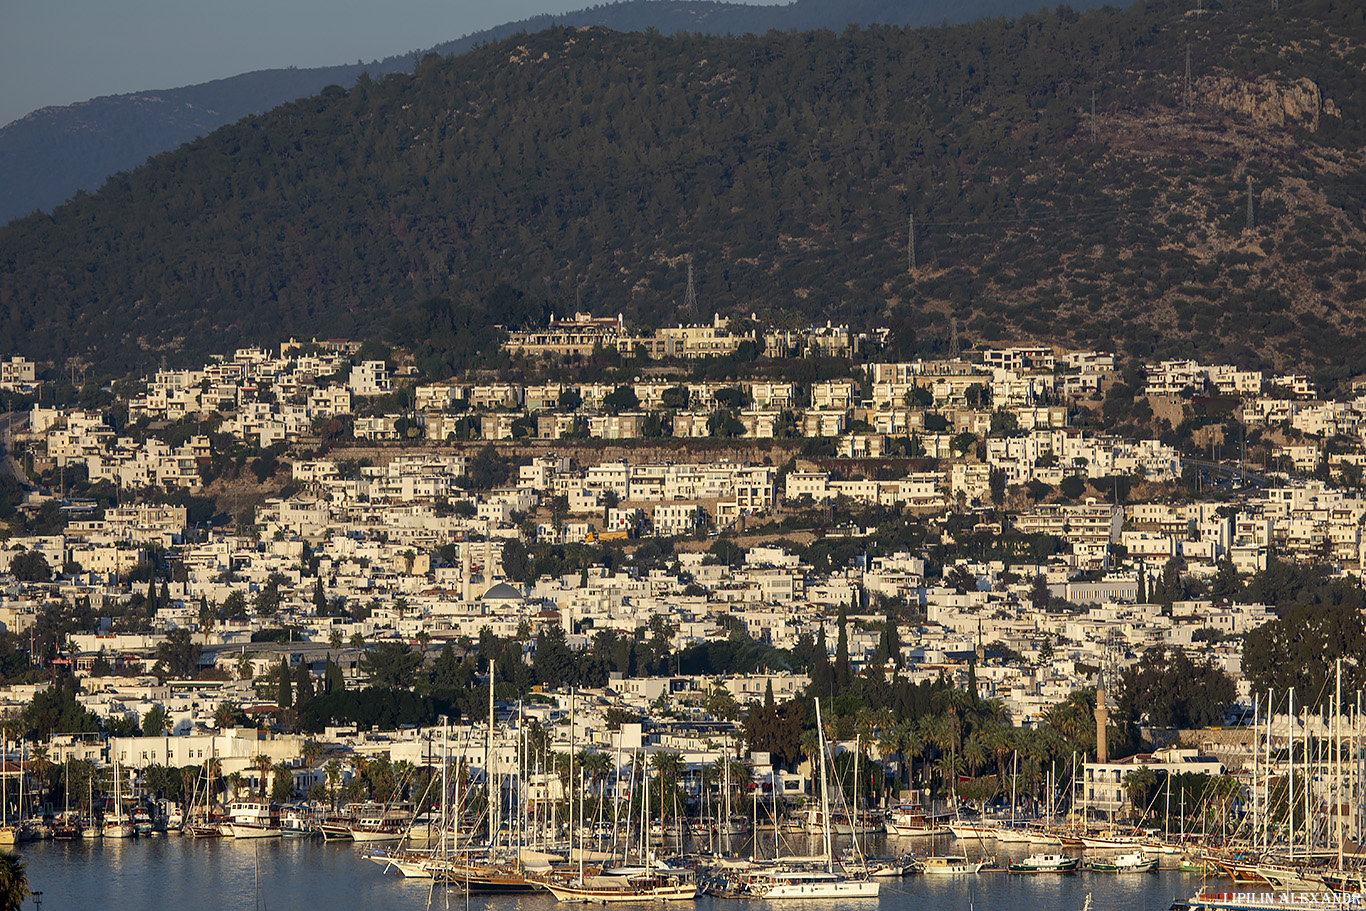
[440,715,449,859]
[488,663,497,853]
[571,687,580,884]
[612,723,623,859]
[1251,692,1258,854]
[1264,688,1272,852]
[1011,750,1017,831]
[1337,660,1344,869]
[815,698,833,872]
[1289,687,1295,862]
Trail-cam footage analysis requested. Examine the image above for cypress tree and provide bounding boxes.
[835,603,851,689]
[813,626,831,694]
[884,605,902,669]
[294,661,314,707]
[324,656,344,694]
[277,658,292,709]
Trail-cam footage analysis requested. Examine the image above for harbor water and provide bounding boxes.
[18,834,1205,911]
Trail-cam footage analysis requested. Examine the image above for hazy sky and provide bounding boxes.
[1,0,783,128]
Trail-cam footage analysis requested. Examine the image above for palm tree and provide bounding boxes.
[206,757,223,810]
[254,754,273,797]
[271,763,295,802]
[984,724,1015,785]
[894,721,923,791]
[579,750,611,802]
[393,759,416,802]
[650,752,684,819]
[27,745,51,808]
[226,771,244,803]
[328,628,343,654]
[0,851,27,911]
[1123,766,1159,818]
[324,759,341,811]
[961,733,987,779]
[933,753,961,799]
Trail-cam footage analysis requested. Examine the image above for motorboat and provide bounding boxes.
[1089,850,1158,873]
[921,855,987,875]
[1008,852,1080,874]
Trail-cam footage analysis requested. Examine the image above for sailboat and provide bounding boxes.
[542,725,696,902]
[749,700,880,899]
[53,756,81,838]
[104,756,135,838]
[435,673,543,893]
[995,752,1032,844]
[0,740,16,846]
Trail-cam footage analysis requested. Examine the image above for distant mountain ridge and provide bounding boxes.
[0,0,1107,225]
[2,0,1362,382]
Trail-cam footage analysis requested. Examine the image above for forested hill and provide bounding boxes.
[2,0,1365,379]
[0,0,1110,225]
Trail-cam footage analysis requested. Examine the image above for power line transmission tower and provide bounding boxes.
[949,317,960,358]
[684,261,697,322]
[1184,43,1192,112]
[1247,175,1255,232]
[1091,90,1097,141]
[907,214,916,272]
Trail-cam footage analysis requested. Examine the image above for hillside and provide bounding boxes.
[0,0,1108,225]
[1,0,1364,381]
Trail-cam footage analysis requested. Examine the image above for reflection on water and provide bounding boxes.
[19,833,1199,911]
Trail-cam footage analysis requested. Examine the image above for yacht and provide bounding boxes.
[1008,853,1081,874]
[220,801,281,838]
[1089,850,1158,873]
[749,869,880,899]
[884,803,949,838]
[542,869,697,903]
[921,855,988,875]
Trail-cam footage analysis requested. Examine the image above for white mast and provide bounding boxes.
[1289,687,1295,861]
[440,716,449,858]
[1252,692,1259,852]
[488,664,497,852]
[815,699,833,871]
[1336,659,1343,869]
[612,725,623,859]
[1264,688,1273,851]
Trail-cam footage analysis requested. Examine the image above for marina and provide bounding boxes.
[15,832,1211,911]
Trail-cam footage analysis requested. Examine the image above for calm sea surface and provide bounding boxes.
[18,834,1201,911]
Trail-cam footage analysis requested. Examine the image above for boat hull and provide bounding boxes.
[544,882,697,902]
[222,823,281,838]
